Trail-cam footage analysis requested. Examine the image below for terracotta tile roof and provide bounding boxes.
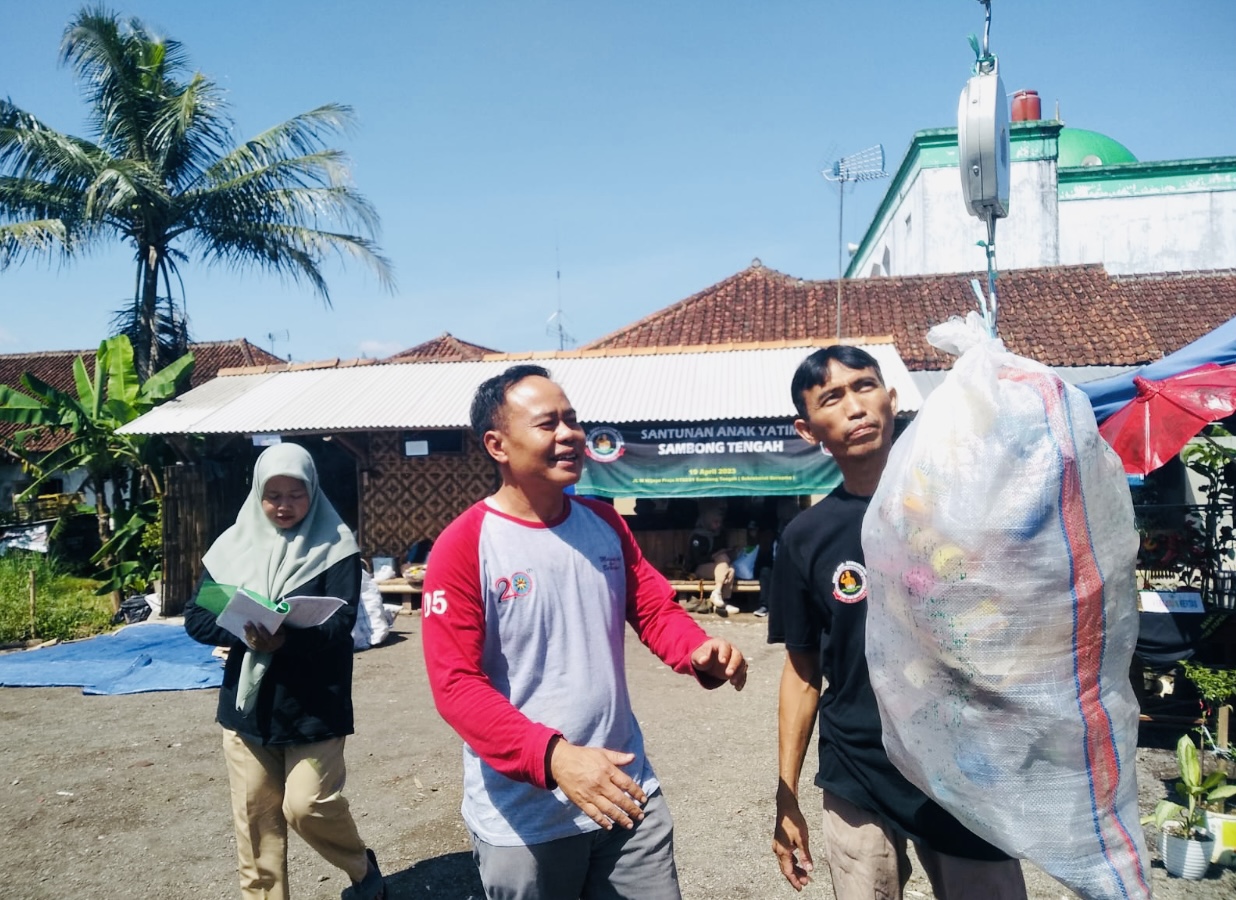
[185,339,286,379]
[0,339,281,455]
[583,262,1236,371]
[1109,269,1236,356]
[386,332,499,362]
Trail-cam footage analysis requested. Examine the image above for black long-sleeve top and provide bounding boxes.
[184,554,361,745]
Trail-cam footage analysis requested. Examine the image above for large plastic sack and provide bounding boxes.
[861,313,1150,900]
[353,569,397,650]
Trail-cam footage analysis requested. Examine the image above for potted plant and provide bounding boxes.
[1143,734,1236,877]
[1181,661,1236,756]
[1182,428,1236,609]
[1180,661,1236,864]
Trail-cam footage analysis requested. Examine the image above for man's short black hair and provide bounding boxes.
[470,364,552,441]
[790,346,885,418]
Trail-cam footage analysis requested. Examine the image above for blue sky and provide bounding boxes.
[2,1,1234,362]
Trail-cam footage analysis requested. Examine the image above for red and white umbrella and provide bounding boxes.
[1098,363,1236,476]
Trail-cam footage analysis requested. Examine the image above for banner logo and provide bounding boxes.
[585,426,625,462]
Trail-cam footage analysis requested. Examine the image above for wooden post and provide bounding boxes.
[1219,703,1231,752]
[28,569,36,640]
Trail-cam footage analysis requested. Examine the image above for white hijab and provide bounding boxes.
[202,443,358,713]
[203,443,358,600]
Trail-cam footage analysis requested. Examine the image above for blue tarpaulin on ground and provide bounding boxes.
[0,623,222,695]
[1080,314,1236,424]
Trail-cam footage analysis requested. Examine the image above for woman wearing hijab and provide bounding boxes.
[185,443,385,900]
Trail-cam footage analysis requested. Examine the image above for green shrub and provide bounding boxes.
[0,553,112,643]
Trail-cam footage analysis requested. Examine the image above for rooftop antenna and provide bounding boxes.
[266,329,290,361]
[823,144,888,340]
[546,240,575,350]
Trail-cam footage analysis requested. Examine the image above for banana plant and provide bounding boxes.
[1142,734,1236,840]
[0,335,192,601]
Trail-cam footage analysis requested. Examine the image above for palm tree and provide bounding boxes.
[0,6,392,377]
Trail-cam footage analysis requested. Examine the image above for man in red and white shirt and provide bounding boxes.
[423,364,747,900]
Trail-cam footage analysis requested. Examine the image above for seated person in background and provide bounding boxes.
[730,520,771,615]
[750,520,777,618]
[754,498,800,618]
[687,505,739,616]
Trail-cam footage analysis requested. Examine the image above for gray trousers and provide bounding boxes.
[470,789,681,900]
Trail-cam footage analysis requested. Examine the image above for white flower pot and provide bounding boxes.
[1159,827,1215,879]
[1208,810,1236,865]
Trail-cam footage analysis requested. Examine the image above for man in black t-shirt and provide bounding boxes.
[768,346,1026,899]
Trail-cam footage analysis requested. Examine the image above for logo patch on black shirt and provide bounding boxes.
[832,562,868,604]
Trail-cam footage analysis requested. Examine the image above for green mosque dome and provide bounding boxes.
[1057,128,1138,168]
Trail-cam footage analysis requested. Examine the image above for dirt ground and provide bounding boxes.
[2,612,1233,900]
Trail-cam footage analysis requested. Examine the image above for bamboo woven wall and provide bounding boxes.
[162,459,251,616]
[361,431,496,560]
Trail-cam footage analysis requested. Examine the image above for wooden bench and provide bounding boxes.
[376,578,422,613]
[666,578,761,604]
[376,571,761,613]
[634,528,762,607]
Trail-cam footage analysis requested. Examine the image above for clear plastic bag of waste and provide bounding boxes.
[862,313,1150,900]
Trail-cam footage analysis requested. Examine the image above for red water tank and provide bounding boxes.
[1011,89,1042,122]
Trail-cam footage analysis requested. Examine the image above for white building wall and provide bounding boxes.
[1059,190,1236,274]
[0,464,92,511]
[851,126,1236,280]
[864,161,1059,277]
[1002,159,1060,271]
[855,168,921,277]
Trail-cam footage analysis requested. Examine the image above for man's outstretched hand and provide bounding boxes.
[691,638,747,690]
[549,739,647,830]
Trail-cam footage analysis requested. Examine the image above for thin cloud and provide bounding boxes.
[357,339,403,358]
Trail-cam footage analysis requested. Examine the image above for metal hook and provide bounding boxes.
[979,0,992,58]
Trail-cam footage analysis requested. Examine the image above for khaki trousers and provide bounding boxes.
[221,728,369,900]
[820,790,1027,900]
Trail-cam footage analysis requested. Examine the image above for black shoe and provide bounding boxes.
[353,848,385,900]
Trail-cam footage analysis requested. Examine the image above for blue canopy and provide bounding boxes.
[1079,314,1236,423]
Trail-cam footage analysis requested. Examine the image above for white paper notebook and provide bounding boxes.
[215,589,346,641]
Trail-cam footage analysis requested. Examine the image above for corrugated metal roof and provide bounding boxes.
[119,343,921,435]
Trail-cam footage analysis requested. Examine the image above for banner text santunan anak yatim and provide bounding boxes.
[575,420,840,497]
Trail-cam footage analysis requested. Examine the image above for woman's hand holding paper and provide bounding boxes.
[243,622,286,654]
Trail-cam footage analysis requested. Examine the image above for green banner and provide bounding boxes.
[576,420,841,498]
